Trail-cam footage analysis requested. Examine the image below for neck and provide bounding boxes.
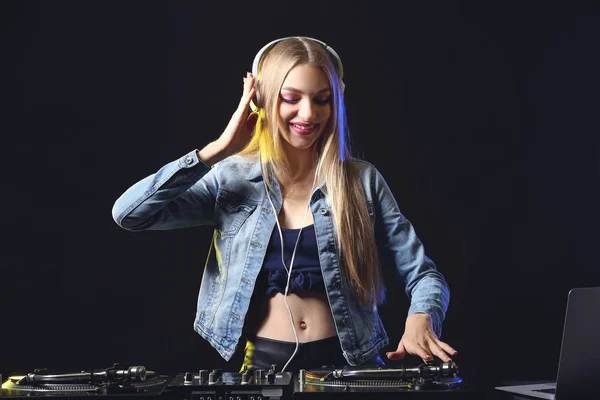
[282,147,318,184]
[278,149,320,199]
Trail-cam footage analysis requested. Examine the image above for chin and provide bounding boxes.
[286,136,320,151]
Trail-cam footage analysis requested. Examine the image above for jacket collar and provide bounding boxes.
[244,155,327,195]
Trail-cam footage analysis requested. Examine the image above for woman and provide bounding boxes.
[112,36,457,372]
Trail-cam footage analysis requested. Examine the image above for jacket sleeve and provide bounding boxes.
[371,166,450,338]
[112,149,220,231]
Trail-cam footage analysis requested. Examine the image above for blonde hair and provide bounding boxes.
[238,37,384,307]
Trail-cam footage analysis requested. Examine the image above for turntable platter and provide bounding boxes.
[0,365,170,398]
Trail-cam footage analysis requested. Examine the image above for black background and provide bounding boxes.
[2,0,599,395]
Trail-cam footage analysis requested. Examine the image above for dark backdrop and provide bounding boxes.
[2,0,599,395]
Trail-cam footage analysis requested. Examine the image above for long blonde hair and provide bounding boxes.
[238,37,384,307]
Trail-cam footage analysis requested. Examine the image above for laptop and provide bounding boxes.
[495,287,600,399]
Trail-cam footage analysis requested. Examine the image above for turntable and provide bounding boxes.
[0,363,170,399]
[294,360,480,399]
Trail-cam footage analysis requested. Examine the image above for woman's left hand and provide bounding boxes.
[386,313,458,363]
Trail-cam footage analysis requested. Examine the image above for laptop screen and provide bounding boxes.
[555,287,600,397]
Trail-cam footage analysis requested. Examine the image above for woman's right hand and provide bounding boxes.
[217,72,259,154]
[198,72,259,166]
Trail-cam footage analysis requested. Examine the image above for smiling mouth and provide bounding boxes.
[289,123,318,135]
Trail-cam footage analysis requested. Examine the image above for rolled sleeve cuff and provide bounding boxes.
[178,149,203,168]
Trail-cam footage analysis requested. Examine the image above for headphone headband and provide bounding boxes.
[250,36,345,111]
[251,36,344,82]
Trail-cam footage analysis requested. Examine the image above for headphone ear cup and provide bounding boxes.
[249,99,259,113]
[249,80,261,112]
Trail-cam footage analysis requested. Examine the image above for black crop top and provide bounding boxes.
[257,224,325,296]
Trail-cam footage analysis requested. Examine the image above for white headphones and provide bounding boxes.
[250,36,345,112]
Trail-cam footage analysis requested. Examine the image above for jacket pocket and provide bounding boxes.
[215,189,257,237]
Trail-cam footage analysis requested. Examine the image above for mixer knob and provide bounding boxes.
[266,370,275,384]
[208,369,222,384]
[254,369,265,380]
[184,372,193,384]
[241,370,251,384]
[199,369,209,383]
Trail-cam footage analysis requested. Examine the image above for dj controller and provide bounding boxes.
[1,361,481,400]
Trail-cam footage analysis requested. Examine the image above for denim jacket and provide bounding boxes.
[112,149,450,366]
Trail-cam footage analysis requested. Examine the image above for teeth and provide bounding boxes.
[292,124,314,130]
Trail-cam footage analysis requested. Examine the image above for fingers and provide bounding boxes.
[437,341,458,357]
[386,340,407,360]
[240,72,256,109]
[392,338,457,363]
[426,341,453,362]
[409,342,434,362]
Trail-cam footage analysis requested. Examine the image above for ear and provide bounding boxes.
[246,112,259,131]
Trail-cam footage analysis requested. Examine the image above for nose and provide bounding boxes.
[297,98,317,121]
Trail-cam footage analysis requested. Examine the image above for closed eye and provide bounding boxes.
[280,96,331,105]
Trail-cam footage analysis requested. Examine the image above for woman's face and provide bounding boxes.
[277,63,332,151]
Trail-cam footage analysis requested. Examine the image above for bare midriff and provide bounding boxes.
[255,183,338,342]
[254,292,338,342]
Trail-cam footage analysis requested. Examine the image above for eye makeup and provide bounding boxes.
[280,94,331,105]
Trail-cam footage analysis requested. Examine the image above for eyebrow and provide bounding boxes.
[281,87,331,95]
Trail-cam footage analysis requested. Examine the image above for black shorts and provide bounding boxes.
[240,335,385,372]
